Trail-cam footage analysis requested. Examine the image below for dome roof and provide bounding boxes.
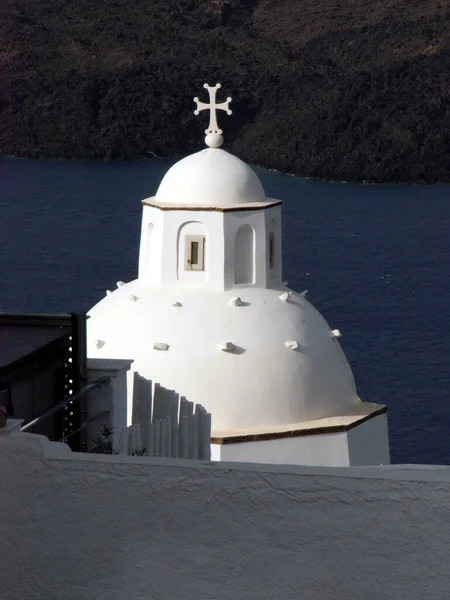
[87,282,361,434]
[155,148,266,207]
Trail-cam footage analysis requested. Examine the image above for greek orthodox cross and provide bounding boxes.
[194,83,232,135]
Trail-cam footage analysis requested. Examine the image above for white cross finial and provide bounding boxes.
[193,83,232,148]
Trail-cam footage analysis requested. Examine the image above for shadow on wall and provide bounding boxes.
[2,431,450,600]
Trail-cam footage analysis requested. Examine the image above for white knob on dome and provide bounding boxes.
[218,341,236,352]
[229,296,243,306]
[205,133,223,148]
[285,340,299,351]
[153,342,169,351]
[279,292,292,303]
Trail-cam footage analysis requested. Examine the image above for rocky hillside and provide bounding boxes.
[1,0,449,182]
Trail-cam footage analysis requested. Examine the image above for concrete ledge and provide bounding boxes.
[211,402,387,444]
[3,431,450,483]
[87,358,134,375]
[142,196,282,212]
[2,431,450,600]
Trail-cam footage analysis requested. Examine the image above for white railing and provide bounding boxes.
[126,373,211,460]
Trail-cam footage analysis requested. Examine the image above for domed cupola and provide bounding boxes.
[137,83,282,290]
[154,148,266,208]
[86,82,389,468]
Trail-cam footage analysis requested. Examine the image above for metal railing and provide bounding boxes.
[20,376,111,445]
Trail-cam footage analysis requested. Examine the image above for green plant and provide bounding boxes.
[90,425,120,454]
[90,424,148,456]
[131,448,148,456]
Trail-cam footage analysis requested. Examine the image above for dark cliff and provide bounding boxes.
[1,0,449,182]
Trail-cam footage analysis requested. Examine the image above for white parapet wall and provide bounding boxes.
[0,431,448,600]
[211,408,390,467]
[86,358,134,452]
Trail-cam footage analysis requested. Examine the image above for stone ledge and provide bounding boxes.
[87,358,134,375]
[141,196,282,212]
[211,402,387,444]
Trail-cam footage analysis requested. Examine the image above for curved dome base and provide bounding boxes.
[87,280,360,432]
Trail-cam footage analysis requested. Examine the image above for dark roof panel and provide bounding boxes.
[0,315,72,375]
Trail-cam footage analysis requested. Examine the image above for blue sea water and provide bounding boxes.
[1,156,450,464]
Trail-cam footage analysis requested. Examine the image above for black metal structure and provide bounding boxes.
[63,313,88,450]
[0,312,87,450]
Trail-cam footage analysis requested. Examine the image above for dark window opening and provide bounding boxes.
[269,232,275,269]
[184,235,205,271]
[190,241,199,266]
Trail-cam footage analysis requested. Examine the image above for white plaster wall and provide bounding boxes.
[210,442,221,461]
[138,205,164,281]
[1,432,449,600]
[86,358,133,452]
[159,210,224,288]
[234,224,255,284]
[138,206,279,290]
[223,209,268,289]
[214,432,350,466]
[144,223,155,277]
[213,417,390,467]
[347,413,390,466]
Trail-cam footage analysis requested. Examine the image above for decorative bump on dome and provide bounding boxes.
[299,290,308,298]
[194,83,232,146]
[229,296,243,307]
[218,341,236,352]
[153,342,169,351]
[279,292,292,303]
[172,302,183,307]
[95,339,105,349]
[283,281,289,286]
[285,340,299,351]
[106,290,112,296]
[330,329,342,338]
[117,281,126,288]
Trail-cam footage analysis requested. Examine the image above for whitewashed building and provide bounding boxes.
[86,83,390,467]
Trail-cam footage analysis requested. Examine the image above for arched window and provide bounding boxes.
[177,221,208,282]
[234,224,255,284]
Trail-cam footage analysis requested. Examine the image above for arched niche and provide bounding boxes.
[145,223,155,278]
[234,224,255,284]
[177,221,208,282]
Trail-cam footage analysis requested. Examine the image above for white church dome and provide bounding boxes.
[86,81,366,440]
[87,284,360,433]
[155,148,266,207]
